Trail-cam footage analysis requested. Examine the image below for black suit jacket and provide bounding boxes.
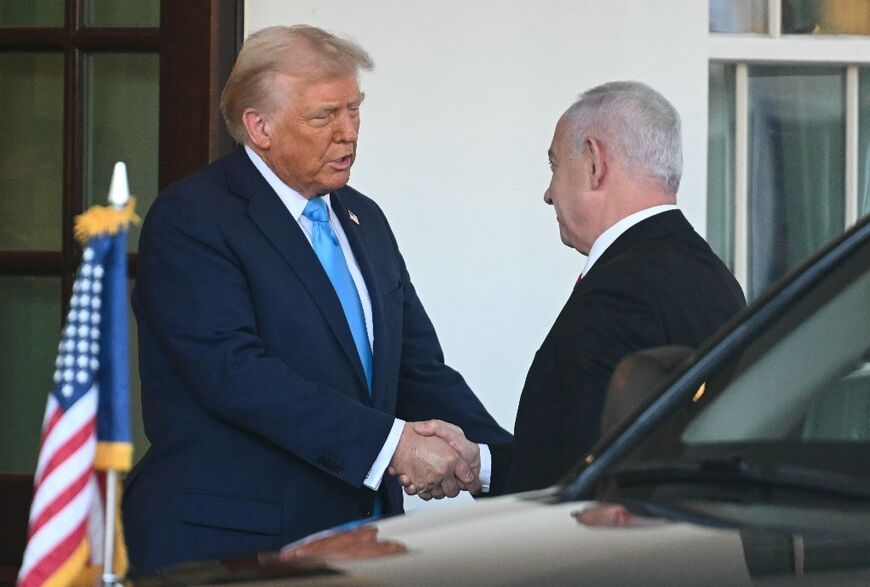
[495,210,745,494]
[122,148,511,572]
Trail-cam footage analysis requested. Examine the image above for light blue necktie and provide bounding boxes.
[303,197,381,519]
[302,197,373,392]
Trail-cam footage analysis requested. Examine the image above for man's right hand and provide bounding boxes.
[387,422,477,499]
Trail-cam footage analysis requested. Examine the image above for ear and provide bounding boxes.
[586,137,606,189]
[242,108,271,150]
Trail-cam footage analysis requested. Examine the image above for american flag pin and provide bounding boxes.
[348,210,360,225]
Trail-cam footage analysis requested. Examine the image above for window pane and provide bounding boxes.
[0,0,63,27]
[747,66,845,300]
[0,277,60,473]
[85,0,158,28]
[0,53,63,250]
[708,63,736,270]
[783,0,870,35]
[860,69,870,218]
[84,53,159,252]
[709,0,768,33]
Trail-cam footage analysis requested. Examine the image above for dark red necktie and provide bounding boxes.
[574,274,583,288]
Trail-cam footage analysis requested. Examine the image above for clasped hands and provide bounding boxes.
[387,420,479,501]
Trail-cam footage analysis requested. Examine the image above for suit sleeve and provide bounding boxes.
[135,194,394,488]
[486,443,514,495]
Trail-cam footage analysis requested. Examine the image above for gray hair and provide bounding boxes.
[220,25,374,144]
[563,81,682,192]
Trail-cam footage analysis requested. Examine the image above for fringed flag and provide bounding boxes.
[18,193,138,587]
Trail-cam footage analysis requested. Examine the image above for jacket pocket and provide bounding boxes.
[179,491,281,535]
[384,280,402,297]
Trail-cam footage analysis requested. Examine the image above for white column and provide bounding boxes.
[734,63,750,292]
[768,0,781,37]
[845,66,859,227]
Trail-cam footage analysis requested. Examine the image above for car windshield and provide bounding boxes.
[596,228,870,502]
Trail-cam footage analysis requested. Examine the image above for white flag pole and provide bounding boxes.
[102,162,129,587]
[102,471,119,587]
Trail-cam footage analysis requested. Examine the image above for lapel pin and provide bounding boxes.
[348,210,360,225]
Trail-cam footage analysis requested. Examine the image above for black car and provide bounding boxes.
[134,215,870,586]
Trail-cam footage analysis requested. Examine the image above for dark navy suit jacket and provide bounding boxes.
[492,210,746,494]
[122,148,511,572]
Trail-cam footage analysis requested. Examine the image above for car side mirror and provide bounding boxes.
[600,345,696,437]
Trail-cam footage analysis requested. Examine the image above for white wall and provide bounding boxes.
[246,0,709,509]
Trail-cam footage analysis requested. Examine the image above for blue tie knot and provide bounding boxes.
[302,197,329,223]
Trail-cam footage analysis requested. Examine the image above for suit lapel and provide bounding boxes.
[330,190,389,409]
[228,150,370,400]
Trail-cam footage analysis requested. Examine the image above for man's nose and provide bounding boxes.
[334,111,358,142]
[543,187,553,205]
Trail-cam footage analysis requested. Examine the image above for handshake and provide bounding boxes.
[387,420,481,501]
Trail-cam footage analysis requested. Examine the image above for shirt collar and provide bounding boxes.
[582,204,679,278]
[244,145,332,220]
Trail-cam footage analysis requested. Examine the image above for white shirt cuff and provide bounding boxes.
[364,418,405,490]
[478,443,491,493]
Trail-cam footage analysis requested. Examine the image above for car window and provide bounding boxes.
[683,262,869,444]
[801,359,870,441]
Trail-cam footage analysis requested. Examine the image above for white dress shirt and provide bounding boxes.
[581,205,679,278]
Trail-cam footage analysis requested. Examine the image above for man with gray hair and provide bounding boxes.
[411,81,744,496]
[123,24,510,572]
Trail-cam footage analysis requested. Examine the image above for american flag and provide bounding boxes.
[18,212,133,587]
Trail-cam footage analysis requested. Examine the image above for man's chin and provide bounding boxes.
[559,231,585,253]
[313,175,351,195]
[327,170,352,191]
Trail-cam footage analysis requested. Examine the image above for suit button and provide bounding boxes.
[316,455,344,475]
[360,504,372,517]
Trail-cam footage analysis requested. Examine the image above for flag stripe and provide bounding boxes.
[38,538,89,587]
[19,477,94,579]
[39,399,62,450]
[28,466,92,540]
[32,418,95,507]
[34,388,97,483]
[19,520,88,587]
[29,423,96,527]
